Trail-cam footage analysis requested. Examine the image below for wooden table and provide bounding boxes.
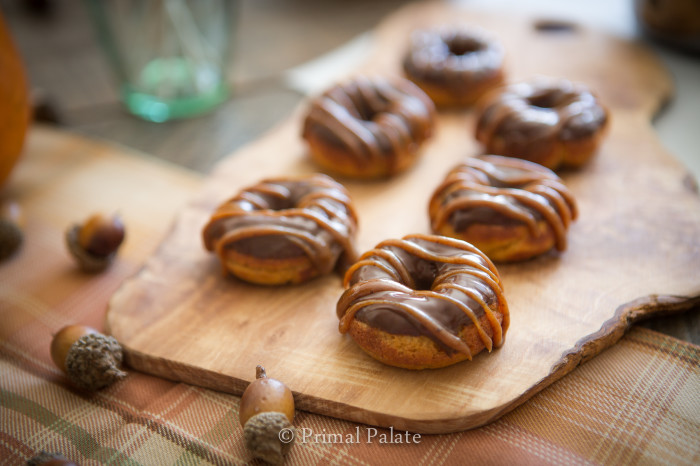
[2,0,698,345]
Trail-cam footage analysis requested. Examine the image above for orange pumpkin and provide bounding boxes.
[0,12,31,187]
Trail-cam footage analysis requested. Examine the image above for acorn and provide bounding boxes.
[240,365,295,465]
[65,212,125,272]
[0,200,25,261]
[50,325,127,391]
[26,451,80,466]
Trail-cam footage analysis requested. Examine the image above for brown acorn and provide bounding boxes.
[240,366,295,464]
[50,325,127,391]
[66,212,125,272]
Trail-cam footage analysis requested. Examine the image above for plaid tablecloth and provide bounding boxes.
[2,128,699,465]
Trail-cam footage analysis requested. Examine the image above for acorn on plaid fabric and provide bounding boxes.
[50,325,127,391]
[239,365,295,464]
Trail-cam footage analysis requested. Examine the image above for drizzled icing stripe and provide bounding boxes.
[217,225,330,271]
[474,78,608,168]
[379,236,501,284]
[202,174,358,277]
[434,267,509,334]
[428,292,494,352]
[342,297,475,357]
[302,76,435,169]
[403,28,505,87]
[337,234,509,359]
[429,155,577,252]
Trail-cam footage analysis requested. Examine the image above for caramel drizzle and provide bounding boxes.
[337,234,509,359]
[433,267,508,344]
[430,155,577,251]
[302,76,434,172]
[202,174,359,275]
[475,79,607,156]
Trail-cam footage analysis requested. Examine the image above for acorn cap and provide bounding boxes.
[65,333,126,390]
[65,225,115,273]
[243,412,294,465]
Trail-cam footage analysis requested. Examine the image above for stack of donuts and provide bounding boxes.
[201,21,609,370]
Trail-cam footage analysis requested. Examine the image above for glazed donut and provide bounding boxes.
[402,27,505,107]
[429,155,577,262]
[202,174,359,285]
[337,234,509,370]
[475,77,609,170]
[301,76,436,179]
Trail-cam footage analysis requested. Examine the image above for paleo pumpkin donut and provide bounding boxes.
[337,234,509,370]
[202,174,358,285]
[402,27,506,108]
[429,155,578,262]
[475,77,609,170]
[302,76,436,179]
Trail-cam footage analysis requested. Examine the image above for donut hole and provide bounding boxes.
[527,91,562,109]
[254,184,319,211]
[408,259,440,290]
[355,98,391,123]
[246,186,299,211]
[447,37,485,56]
[263,195,296,210]
[357,104,382,122]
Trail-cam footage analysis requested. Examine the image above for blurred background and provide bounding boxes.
[1,0,698,177]
[0,0,409,172]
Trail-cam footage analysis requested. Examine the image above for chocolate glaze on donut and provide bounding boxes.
[429,155,578,262]
[337,234,508,361]
[202,174,358,284]
[402,27,505,107]
[302,76,435,178]
[475,77,609,170]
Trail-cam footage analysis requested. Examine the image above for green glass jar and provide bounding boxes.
[86,0,237,122]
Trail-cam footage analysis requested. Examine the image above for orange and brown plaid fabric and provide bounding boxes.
[2,128,699,465]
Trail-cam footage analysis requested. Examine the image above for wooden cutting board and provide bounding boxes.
[106,3,700,433]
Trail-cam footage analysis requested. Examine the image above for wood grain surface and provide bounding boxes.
[106,3,700,433]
